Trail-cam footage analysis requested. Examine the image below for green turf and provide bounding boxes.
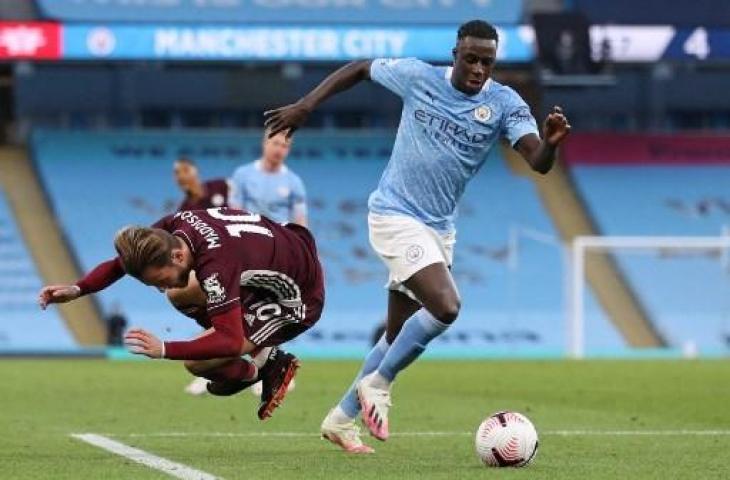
[2,359,729,479]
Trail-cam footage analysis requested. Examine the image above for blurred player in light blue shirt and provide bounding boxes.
[229,129,307,226]
[266,20,571,453]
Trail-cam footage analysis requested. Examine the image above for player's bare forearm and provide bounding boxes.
[299,60,372,111]
[515,134,554,174]
[264,60,372,137]
[528,140,558,174]
[515,106,571,174]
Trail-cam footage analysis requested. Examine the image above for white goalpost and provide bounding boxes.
[568,233,730,359]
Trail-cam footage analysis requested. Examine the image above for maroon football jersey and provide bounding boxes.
[178,179,229,211]
[153,207,323,324]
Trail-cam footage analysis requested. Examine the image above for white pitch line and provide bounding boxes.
[546,430,730,436]
[71,433,219,480]
[120,432,466,438]
[105,430,730,439]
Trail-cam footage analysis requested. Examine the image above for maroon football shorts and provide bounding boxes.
[242,223,325,346]
[241,291,323,347]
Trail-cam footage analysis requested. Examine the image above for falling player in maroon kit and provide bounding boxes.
[174,156,229,211]
[38,207,324,420]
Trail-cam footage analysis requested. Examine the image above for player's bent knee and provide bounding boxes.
[440,304,460,324]
[434,296,461,324]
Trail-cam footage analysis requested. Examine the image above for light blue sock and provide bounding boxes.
[376,310,448,383]
[338,333,390,418]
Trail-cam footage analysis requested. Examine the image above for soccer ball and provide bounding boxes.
[475,411,539,467]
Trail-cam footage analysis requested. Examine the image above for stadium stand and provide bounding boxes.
[31,129,627,356]
[0,187,76,349]
[567,134,730,354]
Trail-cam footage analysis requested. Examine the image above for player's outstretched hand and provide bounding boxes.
[38,285,81,310]
[263,101,310,138]
[543,106,571,146]
[124,328,164,359]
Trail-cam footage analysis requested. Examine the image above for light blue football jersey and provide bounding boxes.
[368,58,539,233]
[229,160,307,224]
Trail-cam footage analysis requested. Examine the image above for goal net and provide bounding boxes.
[568,234,730,358]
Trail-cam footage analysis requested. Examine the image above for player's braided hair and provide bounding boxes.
[457,20,499,44]
[114,226,178,279]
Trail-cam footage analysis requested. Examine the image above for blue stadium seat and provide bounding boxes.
[573,165,730,354]
[0,188,76,349]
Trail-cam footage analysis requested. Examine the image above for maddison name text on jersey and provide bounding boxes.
[173,210,221,249]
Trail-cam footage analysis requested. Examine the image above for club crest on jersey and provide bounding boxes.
[406,244,425,264]
[474,105,492,123]
[202,273,226,304]
[379,58,403,67]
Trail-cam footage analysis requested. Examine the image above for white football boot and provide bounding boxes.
[320,408,375,454]
[357,372,392,441]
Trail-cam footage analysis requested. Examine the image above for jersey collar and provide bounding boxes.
[254,159,288,174]
[172,229,196,254]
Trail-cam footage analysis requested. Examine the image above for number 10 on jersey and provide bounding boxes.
[207,208,273,238]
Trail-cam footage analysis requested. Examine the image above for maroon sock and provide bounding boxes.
[203,359,257,382]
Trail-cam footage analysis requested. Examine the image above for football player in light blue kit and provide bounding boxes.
[265,20,571,454]
[229,128,307,226]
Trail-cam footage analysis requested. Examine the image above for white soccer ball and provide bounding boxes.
[475,411,539,468]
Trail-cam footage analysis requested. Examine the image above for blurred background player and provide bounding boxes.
[266,19,570,452]
[105,302,127,346]
[174,156,229,211]
[229,128,307,227]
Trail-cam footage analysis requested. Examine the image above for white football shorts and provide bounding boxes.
[368,213,455,300]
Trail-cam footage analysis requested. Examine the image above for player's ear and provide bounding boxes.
[452,47,458,61]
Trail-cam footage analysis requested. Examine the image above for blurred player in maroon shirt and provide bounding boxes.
[174,156,229,211]
[38,207,324,420]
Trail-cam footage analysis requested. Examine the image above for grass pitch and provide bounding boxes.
[2,359,729,479]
